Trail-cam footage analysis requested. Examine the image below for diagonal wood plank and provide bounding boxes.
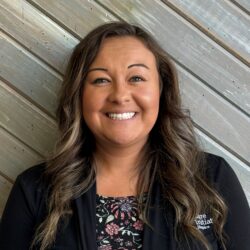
[0,31,61,116]
[178,64,250,163]
[0,0,78,73]
[0,175,12,216]
[28,0,118,38]
[0,79,58,156]
[0,126,43,181]
[162,0,250,65]
[98,0,250,115]
[231,0,250,13]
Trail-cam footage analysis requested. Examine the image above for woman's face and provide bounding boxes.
[82,36,160,149]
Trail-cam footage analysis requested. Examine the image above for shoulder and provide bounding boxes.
[17,162,46,183]
[14,162,48,198]
[202,152,248,206]
[203,151,228,171]
[203,152,237,186]
[1,163,49,226]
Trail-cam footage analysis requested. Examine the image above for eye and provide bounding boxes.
[129,75,145,83]
[92,78,110,85]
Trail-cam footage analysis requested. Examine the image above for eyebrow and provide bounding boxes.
[87,63,149,73]
[87,67,108,73]
[128,63,149,69]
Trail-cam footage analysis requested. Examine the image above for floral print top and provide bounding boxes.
[96,193,147,250]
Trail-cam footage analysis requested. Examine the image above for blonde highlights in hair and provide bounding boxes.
[31,22,228,250]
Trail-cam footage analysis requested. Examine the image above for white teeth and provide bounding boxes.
[107,112,135,120]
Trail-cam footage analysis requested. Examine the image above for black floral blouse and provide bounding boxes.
[96,193,147,250]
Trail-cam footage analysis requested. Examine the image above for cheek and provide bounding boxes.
[82,87,102,112]
[82,91,91,116]
[137,87,160,113]
[82,89,99,124]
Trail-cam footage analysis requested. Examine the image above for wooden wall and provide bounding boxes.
[0,0,249,215]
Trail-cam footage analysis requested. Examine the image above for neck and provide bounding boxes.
[93,141,149,197]
[94,141,148,178]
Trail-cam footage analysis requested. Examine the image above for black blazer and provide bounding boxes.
[0,153,249,249]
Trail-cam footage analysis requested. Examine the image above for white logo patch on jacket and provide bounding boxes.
[195,213,213,230]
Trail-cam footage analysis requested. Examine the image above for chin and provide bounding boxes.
[106,134,147,148]
[110,138,136,147]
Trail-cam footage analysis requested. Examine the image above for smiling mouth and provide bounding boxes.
[106,112,136,120]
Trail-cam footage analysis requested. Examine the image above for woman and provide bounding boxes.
[0,22,249,250]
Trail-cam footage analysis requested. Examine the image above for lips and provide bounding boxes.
[106,112,136,120]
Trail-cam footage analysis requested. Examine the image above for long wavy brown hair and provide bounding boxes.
[31,22,228,250]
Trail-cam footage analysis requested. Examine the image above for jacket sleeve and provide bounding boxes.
[212,157,250,250]
[0,165,45,250]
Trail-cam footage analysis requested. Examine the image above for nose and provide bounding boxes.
[107,81,131,104]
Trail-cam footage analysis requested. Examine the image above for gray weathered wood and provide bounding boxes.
[28,0,118,38]
[0,31,61,116]
[0,0,250,211]
[98,0,250,115]
[0,0,78,73]
[0,176,12,216]
[232,0,250,13]
[163,0,250,64]
[0,126,43,181]
[178,64,250,163]
[0,79,58,156]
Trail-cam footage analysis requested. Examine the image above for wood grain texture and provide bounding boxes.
[0,0,78,73]
[0,79,58,156]
[29,0,118,38]
[0,0,249,212]
[162,0,250,65]
[0,176,12,216]
[98,0,250,115]
[0,31,61,116]
[0,126,43,181]
[232,0,250,13]
[178,64,250,163]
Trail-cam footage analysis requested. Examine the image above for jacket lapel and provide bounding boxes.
[75,183,97,250]
[142,180,177,250]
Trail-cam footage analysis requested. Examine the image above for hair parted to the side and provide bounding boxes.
[31,22,228,250]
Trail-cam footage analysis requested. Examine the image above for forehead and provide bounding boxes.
[92,36,157,66]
